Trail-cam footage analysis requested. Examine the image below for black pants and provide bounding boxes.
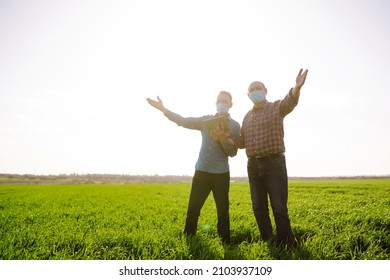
[247,156,293,245]
[184,170,230,243]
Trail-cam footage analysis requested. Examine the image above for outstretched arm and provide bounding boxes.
[291,68,308,98]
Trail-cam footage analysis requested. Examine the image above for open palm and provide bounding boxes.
[296,69,308,88]
[146,96,165,112]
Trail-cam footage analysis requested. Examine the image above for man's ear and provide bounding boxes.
[265,88,268,95]
[229,102,233,108]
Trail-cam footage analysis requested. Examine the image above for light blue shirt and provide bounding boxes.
[164,110,240,174]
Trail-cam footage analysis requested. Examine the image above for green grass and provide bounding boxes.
[0,179,389,260]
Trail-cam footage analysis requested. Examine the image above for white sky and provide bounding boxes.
[1,0,389,177]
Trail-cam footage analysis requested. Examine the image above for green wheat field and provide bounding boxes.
[0,178,389,260]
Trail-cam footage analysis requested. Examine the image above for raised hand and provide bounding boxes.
[295,68,308,89]
[146,96,165,112]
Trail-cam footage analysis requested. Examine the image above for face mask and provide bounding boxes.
[216,103,229,113]
[249,90,266,104]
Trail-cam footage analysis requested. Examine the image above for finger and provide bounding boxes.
[157,96,162,102]
[300,70,308,82]
[298,68,303,77]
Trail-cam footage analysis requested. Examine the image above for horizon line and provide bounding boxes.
[1,173,390,179]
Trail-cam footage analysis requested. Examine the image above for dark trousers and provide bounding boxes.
[184,170,230,242]
[247,156,293,245]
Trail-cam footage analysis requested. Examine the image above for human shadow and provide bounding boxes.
[266,227,315,260]
[222,229,260,259]
[230,228,259,245]
[186,227,259,260]
[186,227,315,260]
[186,234,222,260]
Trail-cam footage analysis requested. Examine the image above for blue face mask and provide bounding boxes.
[216,103,229,114]
[249,90,266,104]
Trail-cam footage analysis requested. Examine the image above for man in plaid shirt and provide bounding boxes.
[239,68,308,247]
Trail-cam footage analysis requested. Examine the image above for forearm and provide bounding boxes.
[221,128,243,155]
[279,88,299,117]
[164,109,184,126]
[291,85,301,99]
[164,110,202,130]
[280,68,307,116]
[220,139,238,157]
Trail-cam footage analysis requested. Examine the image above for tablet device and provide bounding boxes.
[204,116,230,133]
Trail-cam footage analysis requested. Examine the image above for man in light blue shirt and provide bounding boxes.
[147,91,240,243]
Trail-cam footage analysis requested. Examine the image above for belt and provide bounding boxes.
[248,153,284,161]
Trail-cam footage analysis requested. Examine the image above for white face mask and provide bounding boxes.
[216,103,229,113]
[249,90,266,104]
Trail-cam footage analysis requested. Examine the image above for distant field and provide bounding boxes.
[0,179,389,260]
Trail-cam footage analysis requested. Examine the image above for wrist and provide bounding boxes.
[292,86,301,96]
[294,85,301,91]
[220,134,230,143]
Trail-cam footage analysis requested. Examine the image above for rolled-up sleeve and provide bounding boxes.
[279,88,299,117]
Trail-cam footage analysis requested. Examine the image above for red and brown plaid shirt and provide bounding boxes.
[240,88,299,157]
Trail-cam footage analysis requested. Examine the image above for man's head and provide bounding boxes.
[248,81,266,94]
[247,81,267,105]
[216,91,233,114]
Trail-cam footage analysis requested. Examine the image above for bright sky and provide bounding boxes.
[1,0,389,177]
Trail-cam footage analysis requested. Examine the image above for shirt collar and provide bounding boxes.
[252,100,268,111]
[214,113,231,120]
